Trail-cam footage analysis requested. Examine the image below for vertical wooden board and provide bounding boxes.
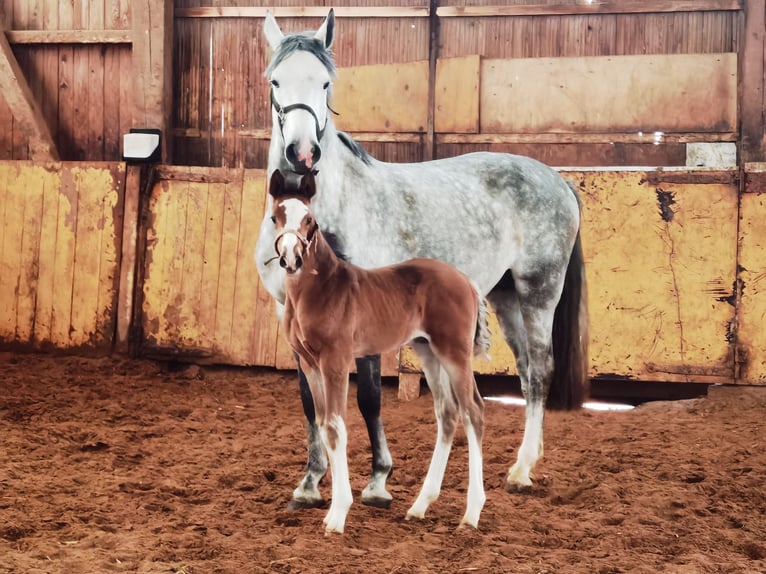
[434,56,480,133]
[50,165,77,346]
[104,47,121,160]
[69,167,107,347]
[737,186,766,384]
[178,178,211,347]
[93,164,123,348]
[41,45,60,150]
[0,163,18,340]
[71,47,89,159]
[141,180,172,348]
[57,47,75,160]
[480,53,737,133]
[230,171,262,363]
[573,170,738,382]
[0,97,13,159]
[245,171,280,367]
[33,165,63,346]
[333,61,430,133]
[198,179,225,352]
[10,163,44,343]
[214,176,243,352]
[87,45,106,159]
[116,164,141,349]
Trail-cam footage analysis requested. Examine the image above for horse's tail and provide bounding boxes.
[547,201,590,411]
[471,282,492,361]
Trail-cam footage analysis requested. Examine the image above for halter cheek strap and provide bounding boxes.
[270,87,338,143]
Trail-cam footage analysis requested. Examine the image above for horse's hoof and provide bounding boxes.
[361,494,392,509]
[504,480,533,494]
[286,497,326,510]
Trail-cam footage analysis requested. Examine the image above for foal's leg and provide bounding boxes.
[318,359,354,535]
[289,355,328,509]
[355,355,393,507]
[406,344,459,522]
[444,361,486,528]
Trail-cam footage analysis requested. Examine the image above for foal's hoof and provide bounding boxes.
[286,497,326,511]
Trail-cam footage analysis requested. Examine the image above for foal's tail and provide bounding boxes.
[547,190,590,410]
[471,282,492,360]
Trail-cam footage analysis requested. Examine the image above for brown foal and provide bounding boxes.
[268,169,490,534]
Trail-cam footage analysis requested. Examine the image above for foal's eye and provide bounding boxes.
[306,216,313,226]
[270,79,280,88]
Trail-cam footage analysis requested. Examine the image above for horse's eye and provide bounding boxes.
[270,79,280,88]
[271,216,276,224]
[323,82,330,90]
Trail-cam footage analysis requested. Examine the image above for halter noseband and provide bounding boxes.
[270,87,338,143]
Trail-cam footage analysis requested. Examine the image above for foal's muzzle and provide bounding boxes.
[274,229,310,274]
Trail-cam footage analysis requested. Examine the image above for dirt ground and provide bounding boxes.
[1,353,765,574]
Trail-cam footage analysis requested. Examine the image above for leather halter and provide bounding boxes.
[270,87,338,143]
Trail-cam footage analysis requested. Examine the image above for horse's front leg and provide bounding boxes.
[318,362,353,534]
[288,355,328,510]
[355,354,393,507]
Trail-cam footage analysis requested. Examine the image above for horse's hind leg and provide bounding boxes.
[355,355,393,508]
[406,343,458,522]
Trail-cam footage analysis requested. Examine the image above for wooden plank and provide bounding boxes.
[132,0,173,162]
[69,167,104,346]
[5,29,132,44]
[0,163,16,340]
[176,7,430,18]
[88,45,105,159]
[94,164,123,349]
[50,165,77,346]
[481,53,737,134]
[103,46,121,159]
[397,372,421,402]
[436,1,742,17]
[0,33,59,160]
[437,132,739,144]
[116,165,141,350]
[198,177,225,353]
[140,179,171,350]
[739,0,766,162]
[213,174,243,353]
[230,171,262,362]
[32,165,61,346]
[573,170,738,383]
[737,163,766,384]
[15,166,45,343]
[434,56,479,134]
[242,170,280,366]
[333,61,429,133]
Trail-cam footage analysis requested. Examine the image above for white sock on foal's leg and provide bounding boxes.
[406,423,453,520]
[460,421,485,528]
[320,415,353,534]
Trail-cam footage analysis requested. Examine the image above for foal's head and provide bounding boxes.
[269,170,319,275]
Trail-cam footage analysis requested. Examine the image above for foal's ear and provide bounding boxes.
[314,8,335,49]
[298,173,317,200]
[269,169,286,198]
[263,10,284,51]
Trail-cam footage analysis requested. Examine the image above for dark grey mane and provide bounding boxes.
[265,34,336,78]
[337,132,372,165]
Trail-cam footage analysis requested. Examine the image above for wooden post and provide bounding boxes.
[116,165,144,353]
[0,30,59,160]
[740,0,766,163]
[132,0,174,163]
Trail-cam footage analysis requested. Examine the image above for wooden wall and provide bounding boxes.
[0,1,133,161]
[0,161,124,351]
[171,1,749,169]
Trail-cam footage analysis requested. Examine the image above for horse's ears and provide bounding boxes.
[269,169,286,198]
[314,8,335,49]
[263,10,284,51]
[299,173,317,200]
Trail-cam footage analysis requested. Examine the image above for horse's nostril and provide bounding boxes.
[279,256,287,268]
[295,256,303,269]
[286,143,298,164]
[312,145,321,164]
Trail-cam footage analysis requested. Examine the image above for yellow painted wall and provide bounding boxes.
[0,161,124,350]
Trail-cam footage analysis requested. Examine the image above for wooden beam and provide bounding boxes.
[132,0,174,163]
[116,165,142,352]
[176,7,430,18]
[740,0,766,162]
[437,132,738,144]
[7,30,132,44]
[437,0,742,17]
[0,32,59,160]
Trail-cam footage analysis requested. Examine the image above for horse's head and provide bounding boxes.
[264,9,336,175]
[269,169,319,274]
